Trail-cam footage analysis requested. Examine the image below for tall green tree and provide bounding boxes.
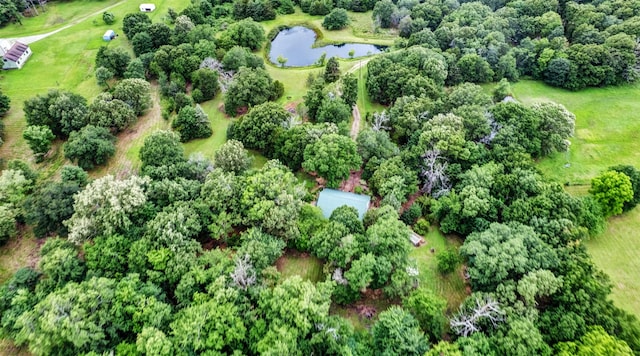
[589,170,633,217]
[22,125,54,161]
[63,125,116,170]
[303,134,363,188]
[372,306,429,355]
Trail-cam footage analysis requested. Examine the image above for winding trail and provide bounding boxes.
[347,58,371,140]
[6,1,125,44]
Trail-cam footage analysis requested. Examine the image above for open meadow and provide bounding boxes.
[513,80,640,316]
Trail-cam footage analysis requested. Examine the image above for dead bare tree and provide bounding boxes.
[230,254,257,291]
[420,149,451,197]
[372,111,390,131]
[450,296,505,337]
[200,57,234,93]
[479,113,502,145]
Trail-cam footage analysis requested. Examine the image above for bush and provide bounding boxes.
[323,8,349,30]
[401,204,422,225]
[172,105,213,142]
[413,218,430,236]
[63,125,116,170]
[191,89,204,103]
[102,12,115,25]
[436,249,459,274]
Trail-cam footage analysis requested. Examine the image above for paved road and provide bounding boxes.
[5,1,125,44]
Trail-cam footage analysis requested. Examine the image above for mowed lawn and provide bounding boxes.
[512,80,640,185]
[585,209,640,316]
[512,80,640,316]
[409,227,467,314]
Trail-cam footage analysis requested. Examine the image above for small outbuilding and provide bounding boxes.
[409,231,426,247]
[103,30,116,41]
[139,3,155,12]
[1,41,32,70]
[316,189,371,221]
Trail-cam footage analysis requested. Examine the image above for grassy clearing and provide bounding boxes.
[354,64,385,120]
[183,97,231,161]
[331,297,391,332]
[0,339,30,356]
[409,226,468,313]
[0,230,38,284]
[585,209,640,316]
[276,250,324,282]
[510,80,640,317]
[511,80,640,185]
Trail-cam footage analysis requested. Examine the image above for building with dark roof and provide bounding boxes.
[2,41,32,70]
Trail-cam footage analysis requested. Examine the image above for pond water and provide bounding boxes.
[268,26,386,67]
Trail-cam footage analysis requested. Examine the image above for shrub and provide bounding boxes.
[436,249,459,274]
[103,12,115,25]
[401,204,422,225]
[413,218,430,236]
[323,8,349,30]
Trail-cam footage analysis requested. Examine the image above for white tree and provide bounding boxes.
[230,254,257,290]
[450,296,505,337]
[65,174,150,244]
[420,150,451,197]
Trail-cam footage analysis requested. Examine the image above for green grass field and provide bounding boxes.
[276,251,324,282]
[512,80,640,317]
[512,80,640,185]
[409,227,468,314]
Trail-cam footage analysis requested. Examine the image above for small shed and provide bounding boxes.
[316,189,371,221]
[139,3,156,12]
[1,41,32,70]
[103,30,116,41]
[409,231,426,247]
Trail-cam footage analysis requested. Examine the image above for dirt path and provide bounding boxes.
[350,104,361,139]
[91,84,168,178]
[6,0,126,44]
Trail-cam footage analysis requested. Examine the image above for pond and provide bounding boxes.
[268,26,386,67]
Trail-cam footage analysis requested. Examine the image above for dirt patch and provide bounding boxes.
[340,169,365,193]
[400,191,424,214]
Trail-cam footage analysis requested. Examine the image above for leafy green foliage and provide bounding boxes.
[460,222,558,291]
[24,181,81,238]
[324,57,341,83]
[302,133,362,188]
[227,101,289,153]
[436,248,459,274]
[403,288,447,342]
[95,46,131,78]
[589,170,633,217]
[63,125,116,170]
[217,18,265,50]
[64,174,150,244]
[87,92,137,133]
[224,67,275,116]
[213,139,252,174]
[23,89,89,138]
[22,125,54,160]
[607,165,640,212]
[172,105,213,142]
[372,306,429,355]
[113,78,152,116]
[323,8,350,30]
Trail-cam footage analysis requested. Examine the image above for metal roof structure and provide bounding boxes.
[316,189,371,221]
[4,42,28,62]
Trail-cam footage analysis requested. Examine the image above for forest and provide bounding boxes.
[0,0,640,355]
